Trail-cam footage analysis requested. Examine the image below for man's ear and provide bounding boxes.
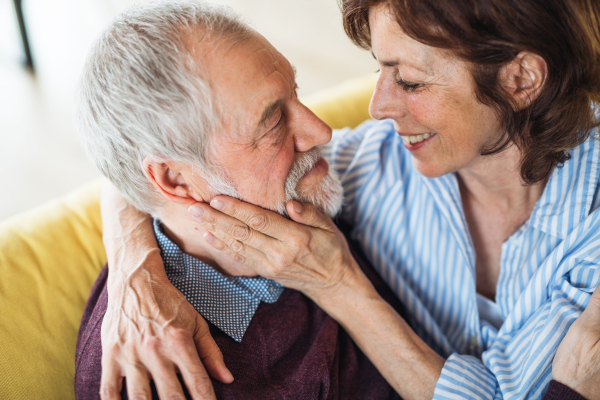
[499,51,548,109]
[143,157,207,205]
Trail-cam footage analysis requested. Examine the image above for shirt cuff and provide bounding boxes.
[433,353,496,400]
[542,380,587,400]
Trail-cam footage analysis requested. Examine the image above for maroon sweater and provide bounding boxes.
[75,234,403,400]
[74,232,584,400]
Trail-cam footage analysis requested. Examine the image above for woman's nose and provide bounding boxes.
[369,74,407,121]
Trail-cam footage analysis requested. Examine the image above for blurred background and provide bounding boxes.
[0,0,376,221]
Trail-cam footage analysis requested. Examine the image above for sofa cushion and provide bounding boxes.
[0,181,106,400]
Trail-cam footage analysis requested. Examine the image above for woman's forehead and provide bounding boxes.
[369,5,460,78]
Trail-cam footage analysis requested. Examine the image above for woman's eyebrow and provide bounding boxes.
[372,51,431,75]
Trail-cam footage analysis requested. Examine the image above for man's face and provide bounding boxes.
[191,33,342,216]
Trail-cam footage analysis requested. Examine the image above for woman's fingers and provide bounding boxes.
[552,284,600,400]
[192,316,234,384]
[99,357,123,400]
[144,352,190,400]
[286,201,337,231]
[190,202,281,251]
[191,197,297,238]
[170,331,219,399]
[123,365,151,400]
[580,283,600,323]
[165,322,229,400]
[202,231,275,277]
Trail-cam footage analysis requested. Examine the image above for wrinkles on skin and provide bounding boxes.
[111,257,187,346]
[101,180,226,399]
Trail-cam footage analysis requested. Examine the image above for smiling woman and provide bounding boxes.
[344,0,600,185]
[94,0,600,400]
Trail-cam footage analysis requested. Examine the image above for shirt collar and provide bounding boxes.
[420,129,600,268]
[153,219,284,342]
[527,132,600,238]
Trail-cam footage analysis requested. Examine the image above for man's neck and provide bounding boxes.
[156,203,258,277]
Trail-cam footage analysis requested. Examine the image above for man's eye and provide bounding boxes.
[396,78,421,93]
[270,112,284,132]
[277,113,285,127]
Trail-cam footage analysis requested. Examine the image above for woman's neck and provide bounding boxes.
[456,144,546,213]
[457,144,547,300]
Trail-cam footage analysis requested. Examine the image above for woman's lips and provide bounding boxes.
[398,132,437,150]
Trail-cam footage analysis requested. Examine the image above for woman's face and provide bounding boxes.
[368,4,503,178]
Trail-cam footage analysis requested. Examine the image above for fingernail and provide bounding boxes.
[189,206,204,218]
[203,232,215,244]
[211,199,225,210]
[293,201,303,214]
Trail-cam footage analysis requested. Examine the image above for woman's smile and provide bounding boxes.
[398,132,437,150]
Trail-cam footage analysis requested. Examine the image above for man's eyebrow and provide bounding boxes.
[257,99,284,130]
[256,64,297,133]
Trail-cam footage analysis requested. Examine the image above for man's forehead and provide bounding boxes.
[202,33,296,138]
[247,39,296,83]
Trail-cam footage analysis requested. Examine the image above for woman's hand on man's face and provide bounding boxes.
[188,196,362,304]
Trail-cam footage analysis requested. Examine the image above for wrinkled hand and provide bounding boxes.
[188,197,363,304]
[100,266,233,400]
[552,284,600,400]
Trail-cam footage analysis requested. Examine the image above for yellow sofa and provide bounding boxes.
[0,73,377,400]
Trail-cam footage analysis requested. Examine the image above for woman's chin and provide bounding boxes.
[412,159,452,179]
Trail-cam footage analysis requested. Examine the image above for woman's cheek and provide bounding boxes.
[407,94,442,131]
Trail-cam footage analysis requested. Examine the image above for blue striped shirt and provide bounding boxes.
[323,119,600,400]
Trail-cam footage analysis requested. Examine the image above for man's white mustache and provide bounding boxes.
[285,147,322,194]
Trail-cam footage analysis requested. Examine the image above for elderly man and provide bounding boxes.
[74,1,404,399]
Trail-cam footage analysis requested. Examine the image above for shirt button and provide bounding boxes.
[469,337,479,353]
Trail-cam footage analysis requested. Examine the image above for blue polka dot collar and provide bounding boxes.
[153,219,284,342]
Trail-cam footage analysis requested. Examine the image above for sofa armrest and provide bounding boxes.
[0,181,106,400]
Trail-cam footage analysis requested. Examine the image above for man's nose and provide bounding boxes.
[369,73,407,121]
[293,102,333,152]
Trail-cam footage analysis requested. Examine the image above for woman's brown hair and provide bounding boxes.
[342,0,600,184]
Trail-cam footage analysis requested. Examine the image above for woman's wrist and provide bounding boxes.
[318,267,444,399]
[101,178,168,299]
[310,258,380,319]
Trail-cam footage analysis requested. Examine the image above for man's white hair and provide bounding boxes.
[77,0,252,213]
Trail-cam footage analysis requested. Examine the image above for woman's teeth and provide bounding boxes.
[401,133,436,145]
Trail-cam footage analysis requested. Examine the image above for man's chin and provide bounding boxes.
[291,169,344,218]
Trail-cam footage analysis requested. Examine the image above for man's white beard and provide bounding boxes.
[277,147,343,218]
[205,147,343,218]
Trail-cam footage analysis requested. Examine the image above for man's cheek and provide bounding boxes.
[236,159,285,198]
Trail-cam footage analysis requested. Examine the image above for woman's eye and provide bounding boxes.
[397,78,421,92]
